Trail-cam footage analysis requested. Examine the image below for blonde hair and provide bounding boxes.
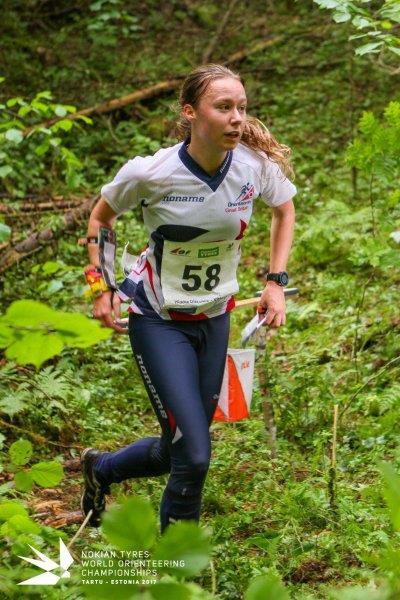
[173,64,294,180]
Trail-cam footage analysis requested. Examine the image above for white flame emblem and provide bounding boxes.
[18,538,74,586]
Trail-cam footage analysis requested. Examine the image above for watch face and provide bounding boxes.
[279,272,289,286]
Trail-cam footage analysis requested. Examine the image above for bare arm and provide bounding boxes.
[269,199,295,272]
[86,197,125,333]
[258,199,296,328]
[87,197,118,267]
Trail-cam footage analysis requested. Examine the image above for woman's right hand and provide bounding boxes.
[92,291,127,333]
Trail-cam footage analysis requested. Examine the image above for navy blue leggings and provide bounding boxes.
[95,311,230,532]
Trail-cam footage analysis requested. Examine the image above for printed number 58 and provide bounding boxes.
[182,264,221,292]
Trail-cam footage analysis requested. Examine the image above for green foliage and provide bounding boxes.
[88,0,142,46]
[85,496,213,598]
[0,299,112,368]
[6,438,63,492]
[346,101,400,181]
[0,222,11,243]
[153,522,212,577]
[313,0,400,57]
[102,496,157,550]
[244,571,290,600]
[0,86,92,195]
[379,462,400,531]
[0,2,399,598]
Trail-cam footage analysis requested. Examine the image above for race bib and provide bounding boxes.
[160,239,240,310]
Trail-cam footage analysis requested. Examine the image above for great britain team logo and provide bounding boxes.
[236,182,255,202]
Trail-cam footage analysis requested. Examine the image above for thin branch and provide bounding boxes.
[202,0,240,64]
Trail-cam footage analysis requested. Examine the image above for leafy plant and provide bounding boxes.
[313,0,400,58]
[0,82,92,195]
[0,300,112,369]
[7,438,63,492]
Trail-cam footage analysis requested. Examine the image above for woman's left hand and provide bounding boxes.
[257,282,286,328]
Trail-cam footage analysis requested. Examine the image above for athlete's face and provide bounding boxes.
[184,77,247,153]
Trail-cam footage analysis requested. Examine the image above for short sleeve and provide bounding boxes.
[100,156,145,215]
[259,160,297,207]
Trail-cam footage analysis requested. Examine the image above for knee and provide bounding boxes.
[186,454,210,477]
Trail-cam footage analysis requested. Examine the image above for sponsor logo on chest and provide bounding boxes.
[161,194,205,203]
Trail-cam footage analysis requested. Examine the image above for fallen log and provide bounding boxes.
[43,510,83,528]
[0,196,97,274]
[0,199,83,214]
[24,79,182,135]
[23,33,292,134]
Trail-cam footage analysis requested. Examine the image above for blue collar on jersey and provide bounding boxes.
[178,139,233,192]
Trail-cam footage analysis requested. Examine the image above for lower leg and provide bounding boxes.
[160,452,210,532]
[94,437,170,486]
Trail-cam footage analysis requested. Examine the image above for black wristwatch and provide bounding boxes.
[266,271,289,286]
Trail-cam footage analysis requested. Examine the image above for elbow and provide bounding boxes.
[272,199,295,220]
[89,196,117,228]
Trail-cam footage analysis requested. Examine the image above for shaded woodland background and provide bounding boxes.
[0,1,400,598]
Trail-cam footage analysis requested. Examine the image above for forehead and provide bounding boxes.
[202,77,246,102]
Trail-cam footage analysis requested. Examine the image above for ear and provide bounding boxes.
[182,103,196,122]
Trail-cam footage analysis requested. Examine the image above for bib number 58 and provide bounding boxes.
[182,264,221,292]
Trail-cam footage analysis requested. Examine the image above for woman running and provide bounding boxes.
[81,63,296,532]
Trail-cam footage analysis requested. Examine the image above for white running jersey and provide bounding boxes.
[101,140,297,321]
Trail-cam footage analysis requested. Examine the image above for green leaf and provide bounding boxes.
[0,166,12,179]
[352,16,371,29]
[42,261,62,275]
[2,300,112,355]
[81,582,139,598]
[0,322,14,348]
[34,142,50,156]
[153,522,211,577]
[46,280,64,295]
[102,496,157,550]
[5,128,23,143]
[330,585,390,599]
[333,11,351,23]
[0,433,5,449]
[14,470,34,492]
[0,394,26,417]
[49,312,112,347]
[35,90,53,100]
[313,0,341,9]
[150,582,195,600]
[54,105,67,117]
[245,572,290,600]
[380,462,400,531]
[388,46,400,56]
[5,331,64,368]
[3,300,56,328]
[9,438,32,466]
[30,460,64,487]
[355,41,384,55]
[0,482,14,495]
[76,115,93,124]
[6,97,23,108]
[0,500,28,521]
[52,119,73,132]
[8,514,40,534]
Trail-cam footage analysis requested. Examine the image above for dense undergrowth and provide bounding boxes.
[0,1,400,598]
